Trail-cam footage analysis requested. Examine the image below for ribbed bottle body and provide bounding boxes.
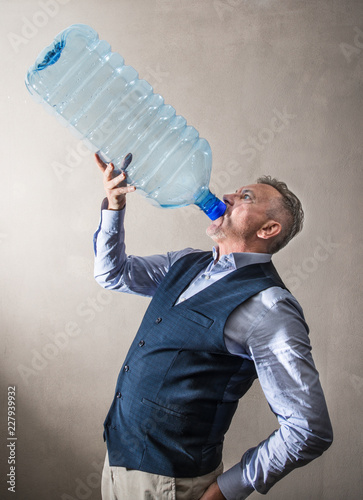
[26,24,225,217]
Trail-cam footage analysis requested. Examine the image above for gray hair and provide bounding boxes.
[256,175,304,254]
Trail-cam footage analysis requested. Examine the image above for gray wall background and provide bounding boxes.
[1,1,362,499]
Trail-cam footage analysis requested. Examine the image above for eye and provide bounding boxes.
[242,193,251,200]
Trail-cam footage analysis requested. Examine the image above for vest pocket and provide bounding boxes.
[175,308,214,328]
[141,398,189,420]
[139,398,201,476]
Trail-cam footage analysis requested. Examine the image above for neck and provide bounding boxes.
[216,239,269,258]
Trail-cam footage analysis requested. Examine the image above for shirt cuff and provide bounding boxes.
[217,463,254,500]
[93,200,126,256]
[99,200,126,234]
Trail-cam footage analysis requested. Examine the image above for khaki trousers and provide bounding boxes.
[101,452,223,500]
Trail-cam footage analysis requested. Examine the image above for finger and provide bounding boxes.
[113,185,136,195]
[106,170,126,187]
[103,163,118,182]
[95,153,108,173]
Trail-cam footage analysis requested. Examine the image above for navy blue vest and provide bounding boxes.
[104,251,286,477]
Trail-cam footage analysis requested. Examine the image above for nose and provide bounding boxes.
[223,193,235,206]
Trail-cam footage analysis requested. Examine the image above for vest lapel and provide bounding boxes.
[162,252,213,307]
[159,251,286,312]
[173,261,285,314]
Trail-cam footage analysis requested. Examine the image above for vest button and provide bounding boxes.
[124,365,129,372]
[155,317,162,324]
[138,340,145,347]
[116,392,122,398]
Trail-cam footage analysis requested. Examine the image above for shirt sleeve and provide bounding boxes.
[93,201,195,297]
[217,294,333,500]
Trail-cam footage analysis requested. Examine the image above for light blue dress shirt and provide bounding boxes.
[94,204,333,500]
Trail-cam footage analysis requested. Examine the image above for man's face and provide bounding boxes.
[206,183,282,250]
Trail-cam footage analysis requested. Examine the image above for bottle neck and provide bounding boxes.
[195,189,226,220]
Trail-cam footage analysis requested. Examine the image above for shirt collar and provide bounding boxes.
[212,246,272,270]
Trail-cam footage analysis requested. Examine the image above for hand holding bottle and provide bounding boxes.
[95,153,135,210]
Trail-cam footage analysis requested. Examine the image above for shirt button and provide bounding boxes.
[138,340,145,347]
[180,297,186,302]
[155,317,162,324]
[116,392,122,398]
[204,274,210,280]
[124,365,129,372]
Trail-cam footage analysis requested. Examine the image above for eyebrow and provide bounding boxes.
[236,188,255,198]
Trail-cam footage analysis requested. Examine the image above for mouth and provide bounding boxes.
[221,203,229,217]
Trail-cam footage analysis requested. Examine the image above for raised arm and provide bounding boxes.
[93,153,194,297]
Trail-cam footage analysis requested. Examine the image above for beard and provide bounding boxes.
[206,218,227,241]
[206,213,261,249]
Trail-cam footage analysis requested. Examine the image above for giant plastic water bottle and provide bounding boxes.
[25,24,226,220]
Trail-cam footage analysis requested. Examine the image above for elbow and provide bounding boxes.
[94,273,107,289]
[94,273,116,290]
[311,412,334,456]
[94,279,107,290]
[94,266,129,292]
[94,260,126,291]
[282,417,333,463]
[93,267,107,288]
[316,421,333,454]
[94,264,123,290]
[93,266,117,289]
[309,430,333,458]
[307,423,333,459]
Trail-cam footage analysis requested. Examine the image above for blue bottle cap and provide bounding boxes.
[207,198,227,220]
[195,190,226,220]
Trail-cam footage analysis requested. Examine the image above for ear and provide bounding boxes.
[256,220,282,240]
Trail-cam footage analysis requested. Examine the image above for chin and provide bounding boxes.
[206,225,226,242]
[206,215,225,235]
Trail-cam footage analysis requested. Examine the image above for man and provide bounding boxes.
[94,153,333,500]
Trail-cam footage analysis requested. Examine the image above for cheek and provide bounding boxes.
[230,209,247,226]
[229,209,257,235]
